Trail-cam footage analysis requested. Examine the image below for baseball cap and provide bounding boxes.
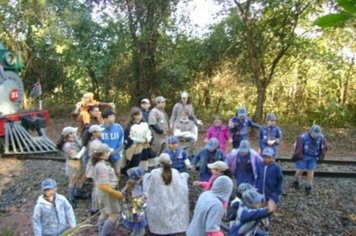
[41,179,57,191]
[238,140,250,154]
[127,167,145,180]
[141,98,150,104]
[181,91,189,98]
[262,147,274,157]
[266,113,277,121]
[155,96,167,104]
[62,127,78,136]
[89,124,105,133]
[207,161,228,171]
[310,124,321,136]
[167,136,179,144]
[237,107,247,117]
[205,138,219,151]
[237,183,255,196]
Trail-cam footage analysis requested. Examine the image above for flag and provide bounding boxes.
[30,81,42,100]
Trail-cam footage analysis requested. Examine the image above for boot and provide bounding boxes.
[305,185,312,195]
[292,180,299,190]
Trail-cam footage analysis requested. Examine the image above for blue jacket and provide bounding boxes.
[230,116,260,140]
[229,204,270,236]
[33,194,76,236]
[163,147,188,173]
[303,133,323,158]
[258,125,282,157]
[192,148,225,181]
[101,123,124,161]
[256,162,283,203]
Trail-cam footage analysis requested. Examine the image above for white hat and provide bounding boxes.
[141,98,150,104]
[62,127,78,136]
[207,161,228,171]
[181,91,189,98]
[89,125,105,133]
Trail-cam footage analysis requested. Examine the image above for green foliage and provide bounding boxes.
[315,0,356,28]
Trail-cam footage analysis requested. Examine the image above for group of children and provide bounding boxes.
[32,91,327,235]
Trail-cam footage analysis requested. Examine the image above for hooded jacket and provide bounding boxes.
[33,194,76,236]
[187,176,233,236]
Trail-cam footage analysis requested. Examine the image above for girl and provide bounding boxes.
[205,115,232,154]
[33,179,76,236]
[56,126,84,208]
[124,107,154,172]
[143,153,190,235]
[92,143,123,236]
[121,167,147,236]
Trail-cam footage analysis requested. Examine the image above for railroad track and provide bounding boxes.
[5,154,356,178]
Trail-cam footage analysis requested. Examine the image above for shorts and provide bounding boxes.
[296,159,316,171]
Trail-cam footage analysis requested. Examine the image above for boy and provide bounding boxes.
[258,113,282,158]
[163,136,192,173]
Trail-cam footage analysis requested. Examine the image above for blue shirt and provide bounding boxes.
[235,153,256,186]
[163,147,188,173]
[258,125,282,157]
[101,123,124,162]
[192,148,225,181]
[256,162,283,203]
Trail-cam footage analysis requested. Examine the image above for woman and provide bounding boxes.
[92,143,123,236]
[170,91,203,130]
[143,153,189,235]
[57,126,84,208]
[124,107,155,172]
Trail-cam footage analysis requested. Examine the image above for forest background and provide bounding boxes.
[0,0,355,127]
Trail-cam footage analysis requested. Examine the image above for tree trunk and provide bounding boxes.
[255,82,266,122]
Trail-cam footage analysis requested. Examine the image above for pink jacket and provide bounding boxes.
[205,124,230,153]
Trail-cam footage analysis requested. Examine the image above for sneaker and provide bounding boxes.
[292,180,299,190]
[305,186,312,195]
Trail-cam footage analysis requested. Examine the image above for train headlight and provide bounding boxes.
[5,52,17,66]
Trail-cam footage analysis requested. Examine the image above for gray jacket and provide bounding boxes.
[33,194,76,236]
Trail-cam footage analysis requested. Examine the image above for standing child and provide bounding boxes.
[33,179,76,236]
[205,115,232,154]
[258,113,282,158]
[121,167,147,236]
[163,136,193,173]
[256,147,283,204]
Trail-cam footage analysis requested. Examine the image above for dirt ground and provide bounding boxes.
[0,118,355,235]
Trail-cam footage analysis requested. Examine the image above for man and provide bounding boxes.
[148,96,169,155]
[258,113,282,158]
[292,124,327,195]
[225,140,263,186]
[100,110,124,177]
[228,107,260,149]
[140,98,151,122]
[187,176,233,236]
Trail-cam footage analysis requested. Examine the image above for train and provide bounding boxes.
[0,43,56,156]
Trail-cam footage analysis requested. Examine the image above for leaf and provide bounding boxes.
[337,0,356,14]
[314,13,352,28]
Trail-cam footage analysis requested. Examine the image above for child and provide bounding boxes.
[163,136,192,173]
[174,109,198,158]
[205,115,232,154]
[229,189,276,236]
[33,179,76,236]
[256,147,283,204]
[193,160,231,191]
[192,137,225,181]
[74,92,114,126]
[121,167,147,236]
[258,113,282,158]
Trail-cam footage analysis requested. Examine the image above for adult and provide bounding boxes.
[56,126,84,208]
[170,91,203,130]
[92,143,123,236]
[258,113,282,158]
[292,124,328,195]
[33,179,76,236]
[173,109,198,158]
[140,98,151,122]
[100,110,124,178]
[192,138,225,181]
[225,140,263,186]
[148,96,169,155]
[143,153,189,235]
[187,175,233,236]
[123,107,154,172]
[228,107,260,149]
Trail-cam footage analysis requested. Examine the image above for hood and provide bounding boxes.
[210,176,233,202]
[36,194,55,206]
